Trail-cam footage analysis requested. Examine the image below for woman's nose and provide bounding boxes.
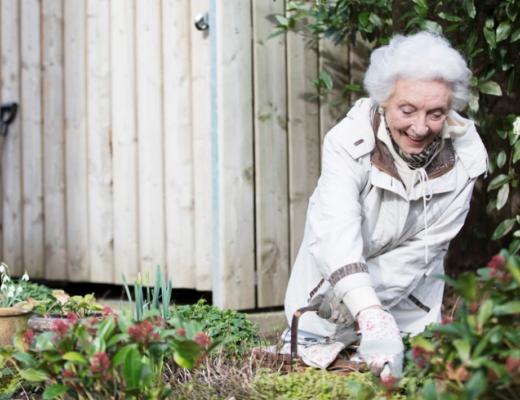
[411,115,429,136]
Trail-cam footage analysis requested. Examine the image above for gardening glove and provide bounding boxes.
[312,287,354,326]
[357,307,404,379]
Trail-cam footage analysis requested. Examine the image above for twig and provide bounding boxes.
[449,296,462,320]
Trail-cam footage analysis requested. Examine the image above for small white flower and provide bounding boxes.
[7,286,14,298]
[2,275,10,284]
[513,116,520,138]
[21,272,29,281]
[0,264,6,275]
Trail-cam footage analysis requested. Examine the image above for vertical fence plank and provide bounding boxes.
[318,38,350,144]
[0,0,23,274]
[287,30,320,267]
[136,0,165,275]
[19,0,44,277]
[213,0,255,309]
[190,0,212,291]
[163,0,196,288]
[87,0,113,282]
[42,0,67,280]
[252,0,289,307]
[64,0,89,282]
[111,0,139,284]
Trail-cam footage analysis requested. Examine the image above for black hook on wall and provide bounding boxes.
[0,103,18,137]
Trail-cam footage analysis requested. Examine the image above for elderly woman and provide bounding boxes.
[284,31,487,378]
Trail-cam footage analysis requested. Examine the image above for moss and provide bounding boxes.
[252,368,394,400]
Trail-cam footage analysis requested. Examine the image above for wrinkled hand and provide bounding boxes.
[312,288,354,326]
[357,307,404,379]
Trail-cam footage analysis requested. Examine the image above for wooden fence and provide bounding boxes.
[0,0,368,309]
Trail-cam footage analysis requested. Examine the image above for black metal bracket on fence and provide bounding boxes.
[0,102,18,137]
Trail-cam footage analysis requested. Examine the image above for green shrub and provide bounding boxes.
[402,251,520,398]
[173,299,262,357]
[0,311,211,399]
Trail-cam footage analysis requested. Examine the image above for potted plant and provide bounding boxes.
[0,263,33,347]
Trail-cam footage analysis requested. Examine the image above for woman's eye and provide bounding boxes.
[401,109,413,115]
[430,113,444,120]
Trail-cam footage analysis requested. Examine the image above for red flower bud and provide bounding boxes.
[66,312,79,322]
[23,329,35,346]
[52,319,72,337]
[90,351,111,374]
[176,327,186,337]
[411,346,431,369]
[506,356,520,375]
[381,374,397,390]
[63,369,76,379]
[487,254,506,272]
[193,332,212,348]
[102,306,115,316]
[127,320,155,343]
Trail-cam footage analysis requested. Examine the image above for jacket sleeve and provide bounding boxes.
[307,130,381,315]
[371,176,478,308]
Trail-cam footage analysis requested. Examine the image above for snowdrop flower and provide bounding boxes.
[0,264,6,274]
[21,272,29,281]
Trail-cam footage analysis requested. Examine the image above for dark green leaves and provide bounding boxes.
[487,174,510,191]
[496,22,512,42]
[42,384,68,400]
[463,0,476,18]
[18,368,48,382]
[479,80,502,96]
[492,218,516,240]
[494,301,520,315]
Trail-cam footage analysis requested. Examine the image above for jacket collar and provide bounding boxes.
[370,110,456,183]
[369,110,457,200]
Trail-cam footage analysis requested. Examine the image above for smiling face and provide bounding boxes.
[383,79,452,154]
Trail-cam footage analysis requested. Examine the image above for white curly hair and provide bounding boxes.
[363,31,472,111]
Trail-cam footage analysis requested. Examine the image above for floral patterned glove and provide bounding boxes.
[357,307,404,379]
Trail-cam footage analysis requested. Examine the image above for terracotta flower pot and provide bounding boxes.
[0,307,31,347]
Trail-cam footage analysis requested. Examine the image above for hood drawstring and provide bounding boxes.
[415,167,432,264]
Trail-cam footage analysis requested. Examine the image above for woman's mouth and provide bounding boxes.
[400,130,424,144]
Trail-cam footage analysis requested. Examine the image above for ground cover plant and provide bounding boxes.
[173,299,263,358]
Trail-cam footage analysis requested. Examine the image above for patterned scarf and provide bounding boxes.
[385,121,443,170]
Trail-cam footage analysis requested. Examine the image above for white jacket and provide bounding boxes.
[285,98,487,336]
